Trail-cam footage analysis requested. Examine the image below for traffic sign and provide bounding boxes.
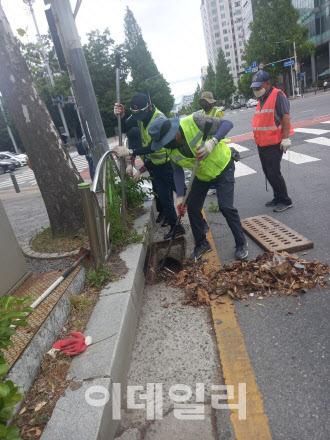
[284,60,294,67]
[252,61,258,68]
[252,67,258,73]
[258,62,264,69]
[247,66,252,73]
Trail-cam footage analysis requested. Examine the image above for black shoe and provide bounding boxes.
[164,224,185,240]
[265,199,277,207]
[161,218,169,228]
[235,244,248,260]
[204,223,210,235]
[156,212,166,223]
[273,202,293,212]
[189,241,212,261]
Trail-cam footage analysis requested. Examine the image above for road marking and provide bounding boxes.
[294,128,330,135]
[320,120,330,124]
[228,142,249,152]
[282,151,320,164]
[305,136,330,146]
[202,216,272,440]
[235,162,257,177]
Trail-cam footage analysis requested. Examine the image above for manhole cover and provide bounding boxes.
[242,215,314,253]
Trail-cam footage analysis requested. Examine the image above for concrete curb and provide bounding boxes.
[41,205,153,440]
[10,266,86,415]
[21,237,79,259]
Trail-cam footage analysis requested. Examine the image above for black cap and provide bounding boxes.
[130,93,150,121]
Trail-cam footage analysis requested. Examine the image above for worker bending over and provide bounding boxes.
[148,113,248,261]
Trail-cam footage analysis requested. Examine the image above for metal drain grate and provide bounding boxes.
[242,215,314,253]
[4,268,80,369]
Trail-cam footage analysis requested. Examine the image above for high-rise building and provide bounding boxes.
[201,65,208,87]
[242,0,254,42]
[292,0,330,82]
[200,0,247,84]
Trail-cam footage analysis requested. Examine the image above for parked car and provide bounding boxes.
[1,151,27,166]
[0,153,21,168]
[0,159,15,175]
[246,98,258,108]
[230,102,241,110]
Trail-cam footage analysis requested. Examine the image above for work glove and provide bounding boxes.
[126,164,133,175]
[114,103,124,117]
[117,146,130,157]
[177,196,187,217]
[280,138,291,153]
[133,170,141,181]
[52,332,91,356]
[197,138,217,159]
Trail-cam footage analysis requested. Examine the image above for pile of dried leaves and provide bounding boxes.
[167,252,329,306]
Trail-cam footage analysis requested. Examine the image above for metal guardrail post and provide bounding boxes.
[9,171,20,193]
[78,182,103,268]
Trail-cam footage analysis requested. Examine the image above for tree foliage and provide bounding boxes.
[124,7,174,114]
[202,63,216,96]
[215,49,236,105]
[186,83,202,114]
[237,73,254,99]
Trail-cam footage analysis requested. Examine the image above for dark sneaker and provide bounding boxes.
[156,212,166,223]
[164,224,185,240]
[161,218,169,228]
[273,202,293,212]
[189,241,212,261]
[235,244,248,260]
[265,199,277,207]
[204,222,210,235]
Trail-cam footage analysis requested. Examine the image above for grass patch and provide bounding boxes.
[30,227,89,254]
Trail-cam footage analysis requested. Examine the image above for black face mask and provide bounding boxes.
[166,137,178,150]
[201,104,212,112]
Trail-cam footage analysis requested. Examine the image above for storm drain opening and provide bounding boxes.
[147,235,186,284]
[242,214,314,253]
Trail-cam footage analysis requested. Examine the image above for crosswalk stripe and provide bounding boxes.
[228,142,249,152]
[305,136,330,147]
[294,128,330,135]
[234,162,257,177]
[320,121,330,124]
[282,151,320,164]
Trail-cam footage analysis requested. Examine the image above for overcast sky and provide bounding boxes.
[1,0,208,103]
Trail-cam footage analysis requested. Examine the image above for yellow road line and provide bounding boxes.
[203,212,272,439]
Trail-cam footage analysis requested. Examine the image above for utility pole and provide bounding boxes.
[293,41,300,96]
[48,0,109,163]
[0,96,19,153]
[23,0,71,147]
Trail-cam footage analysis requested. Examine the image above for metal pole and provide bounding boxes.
[293,42,300,96]
[0,98,19,153]
[290,64,295,97]
[78,182,103,268]
[9,171,20,193]
[115,52,127,225]
[49,0,109,165]
[24,0,72,146]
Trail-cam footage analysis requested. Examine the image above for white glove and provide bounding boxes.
[133,171,141,182]
[114,103,124,117]
[197,138,217,159]
[117,146,130,157]
[126,164,133,175]
[280,138,291,153]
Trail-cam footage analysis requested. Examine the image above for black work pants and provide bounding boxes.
[145,162,162,213]
[187,160,245,247]
[151,161,177,227]
[258,143,292,205]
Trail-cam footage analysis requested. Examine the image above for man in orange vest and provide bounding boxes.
[251,70,294,212]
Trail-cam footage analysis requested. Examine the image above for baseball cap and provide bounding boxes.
[130,93,150,120]
[199,91,216,105]
[250,70,270,88]
[149,116,180,151]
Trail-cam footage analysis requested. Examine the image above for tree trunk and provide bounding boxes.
[0,3,85,235]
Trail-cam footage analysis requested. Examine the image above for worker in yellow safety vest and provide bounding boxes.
[148,114,248,261]
[199,91,224,118]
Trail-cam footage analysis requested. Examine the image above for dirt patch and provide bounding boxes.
[30,227,89,254]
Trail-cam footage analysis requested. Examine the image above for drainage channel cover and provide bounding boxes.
[4,267,80,369]
[242,215,314,253]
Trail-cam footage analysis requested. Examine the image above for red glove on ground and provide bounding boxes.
[52,332,88,355]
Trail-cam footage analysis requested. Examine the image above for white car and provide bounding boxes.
[246,98,258,108]
[2,151,27,166]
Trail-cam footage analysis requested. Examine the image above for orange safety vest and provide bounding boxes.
[251,88,294,147]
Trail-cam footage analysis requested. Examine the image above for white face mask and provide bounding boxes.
[254,88,266,98]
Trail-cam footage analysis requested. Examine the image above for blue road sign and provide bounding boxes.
[251,61,258,68]
[247,66,252,73]
[284,60,294,67]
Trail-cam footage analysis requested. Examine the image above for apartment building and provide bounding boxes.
[200,0,247,84]
[242,0,254,41]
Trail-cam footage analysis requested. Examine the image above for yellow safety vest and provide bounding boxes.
[167,115,231,182]
[137,108,169,165]
[201,106,223,119]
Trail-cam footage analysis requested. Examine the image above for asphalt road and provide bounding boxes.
[205,92,330,439]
